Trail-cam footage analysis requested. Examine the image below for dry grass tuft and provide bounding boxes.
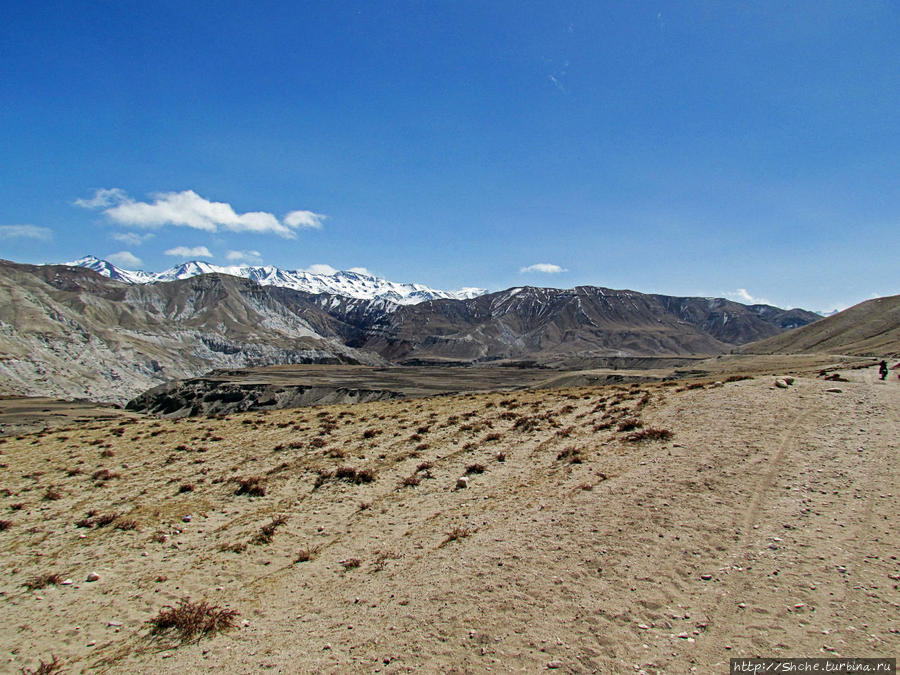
[147,597,239,643]
[234,476,266,497]
[340,557,361,570]
[294,543,323,563]
[464,463,486,475]
[624,428,673,443]
[439,525,476,547]
[616,418,643,432]
[24,573,65,590]
[556,446,584,464]
[251,514,288,545]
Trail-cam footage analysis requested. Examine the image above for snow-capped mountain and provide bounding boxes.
[65,256,486,305]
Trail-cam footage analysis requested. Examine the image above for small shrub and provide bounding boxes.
[725,374,752,382]
[362,428,380,439]
[616,418,643,432]
[294,544,322,563]
[482,432,501,443]
[43,487,63,501]
[340,558,361,570]
[147,597,239,643]
[100,449,115,458]
[252,514,288,545]
[400,474,421,487]
[91,468,120,482]
[465,463,486,475]
[439,525,476,547]
[557,446,584,464]
[0,520,13,531]
[624,428,673,443]
[178,484,194,494]
[234,476,265,497]
[25,573,65,590]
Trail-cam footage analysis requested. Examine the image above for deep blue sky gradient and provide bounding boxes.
[1,1,897,310]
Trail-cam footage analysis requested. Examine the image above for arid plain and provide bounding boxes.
[1,356,897,673]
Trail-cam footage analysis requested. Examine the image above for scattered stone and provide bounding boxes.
[108,620,123,627]
[547,661,563,669]
[456,476,469,490]
[826,388,842,393]
[60,578,73,586]
[86,572,100,582]
[700,574,713,580]
[774,379,790,389]
[182,514,192,522]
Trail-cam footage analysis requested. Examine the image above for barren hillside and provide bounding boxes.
[1,363,896,673]
[741,294,900,357]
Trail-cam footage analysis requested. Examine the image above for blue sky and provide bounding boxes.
[1,1,896,311]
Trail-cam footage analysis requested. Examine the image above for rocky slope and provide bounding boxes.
[0,261,381,403]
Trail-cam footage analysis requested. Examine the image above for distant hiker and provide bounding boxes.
[878,360,889,380]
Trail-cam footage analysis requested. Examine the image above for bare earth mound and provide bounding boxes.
[1,364,897,672]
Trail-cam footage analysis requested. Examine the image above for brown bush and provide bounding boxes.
[557,446,584,464]
[25,573,65,590]
[465,463,486,475]
[147,597,239,643]
[624,428,673,443]
[294,543,322,563]
[234,476,266,497]
[616,418,643,432]
[252,514,288,545]
[439,525,476,547]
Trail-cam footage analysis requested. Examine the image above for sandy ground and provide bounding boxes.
[0,362,896,673]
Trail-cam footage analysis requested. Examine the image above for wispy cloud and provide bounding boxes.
[0,224,52,240]
[520,263,567,274]
[348,267,370,275]
[225,250,262,264]
[74,188,128,209]
[107,251,142,267]
[111,231,153,246]
[165,245,212,258]
[725,288,773,306]
[284,210,325,229]
[76,188,324,239]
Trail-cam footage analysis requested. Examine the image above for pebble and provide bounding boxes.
[108,621,123,627]
[60,579,73,586]
[182,515,192,522]
[826,388,842,393]
[700,574,713,580]
[547,661,563,669]
[86,572,100,582]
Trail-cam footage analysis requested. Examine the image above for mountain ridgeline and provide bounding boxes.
[0,259,822,402]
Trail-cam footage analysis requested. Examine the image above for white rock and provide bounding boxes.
[456,477,469,489]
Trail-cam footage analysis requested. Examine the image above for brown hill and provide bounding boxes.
[741,294,900,357]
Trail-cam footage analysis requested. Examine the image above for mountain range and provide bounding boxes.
[0,258,828,403]
[67,255,485,306]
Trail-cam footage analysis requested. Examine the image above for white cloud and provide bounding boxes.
[348,267,370,275]
[225,250,262,264]
[303,264,338,275]
[74,188,128,209]
[111,231,153,246]
[165,246,212,258]
[106,251,142,267]
[520,263,567,274]
[0,225,52,240]
[75,188,323,239]
[725,288,773,306]
[284,210,325,229]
